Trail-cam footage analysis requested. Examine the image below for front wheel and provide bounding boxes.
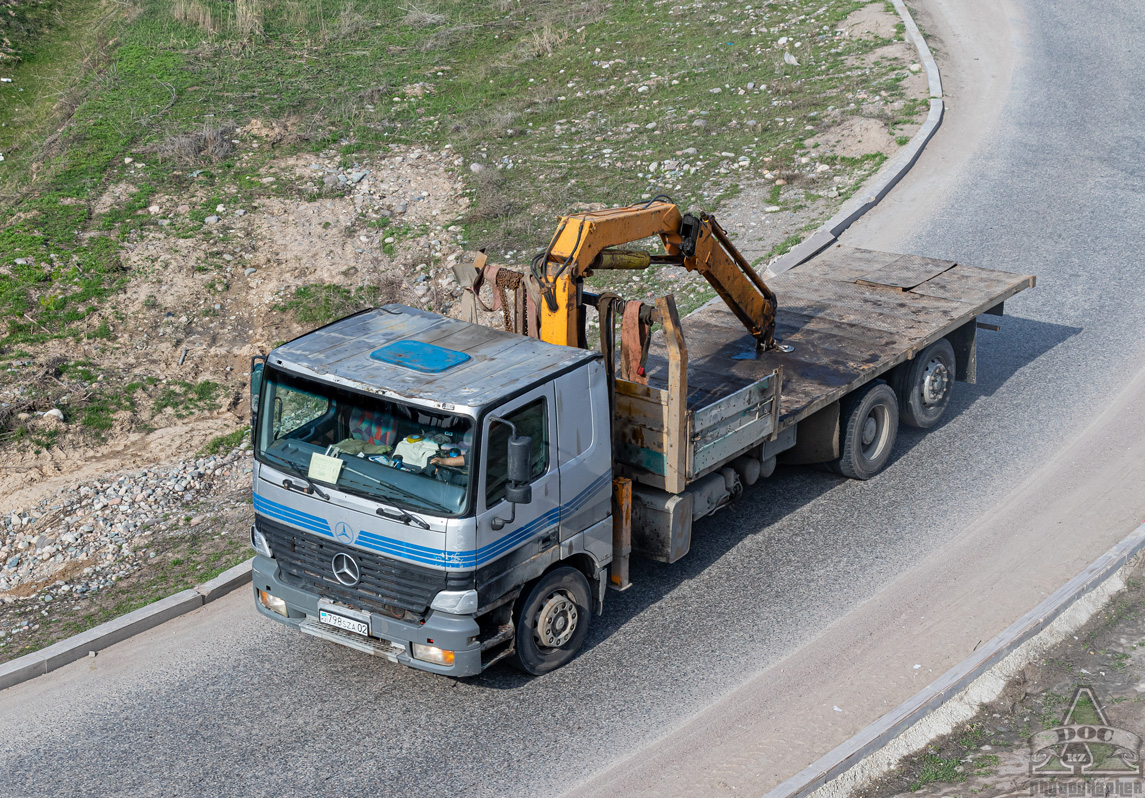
[833,382,899,480]
[510,566,592,675]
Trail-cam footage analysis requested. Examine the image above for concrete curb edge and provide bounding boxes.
[0,557,253,692]
[765,0,944,278]
[760,521,1145,798]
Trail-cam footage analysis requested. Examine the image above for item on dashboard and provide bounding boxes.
[329,437,392,457]
[393,435,440,469]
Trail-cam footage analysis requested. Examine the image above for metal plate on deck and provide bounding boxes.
[789,245,895,283]
[856,253,957,291]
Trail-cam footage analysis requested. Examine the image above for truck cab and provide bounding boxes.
[249,305,613,676]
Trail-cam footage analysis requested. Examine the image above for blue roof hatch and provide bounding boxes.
[369,340,471,374]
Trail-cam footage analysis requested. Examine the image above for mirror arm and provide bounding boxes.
[490,502,516,531]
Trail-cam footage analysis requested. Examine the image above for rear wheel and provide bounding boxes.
[834,382,899,480]
[510,566,592,675]
[894,338,956,429]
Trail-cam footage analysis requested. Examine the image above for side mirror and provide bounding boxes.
[506,434,533,505]
[490,423,534,530]
[507,434,532,486]
[506,483,532,505]
[250,356,265,442]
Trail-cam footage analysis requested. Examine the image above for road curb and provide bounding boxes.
[765,0,944,277]
[0,558,252,693]
[760,521,1145,798]
[195,558,255,603]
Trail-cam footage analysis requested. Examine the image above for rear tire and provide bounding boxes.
[834,382,899,480]
[894,338,956,429]
[510,566,592,675]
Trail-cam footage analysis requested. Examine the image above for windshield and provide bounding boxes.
[256,366,474,516]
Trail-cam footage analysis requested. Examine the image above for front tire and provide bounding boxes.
[510,566,592,675]
[834,382,899,480]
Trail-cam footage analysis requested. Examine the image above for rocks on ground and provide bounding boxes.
[0,441,255,649]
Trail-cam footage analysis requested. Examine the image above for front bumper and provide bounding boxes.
[251,555,484,677]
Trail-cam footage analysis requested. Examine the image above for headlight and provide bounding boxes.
[430,589,478,614]
[258,589,288,616]
[412,643,455,666]
[250,525,273,558]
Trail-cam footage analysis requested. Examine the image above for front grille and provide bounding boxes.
[257,514,447,616]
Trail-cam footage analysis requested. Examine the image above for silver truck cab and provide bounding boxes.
[249,305,613,676]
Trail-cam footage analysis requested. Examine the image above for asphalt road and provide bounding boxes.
[4,2,1145,796]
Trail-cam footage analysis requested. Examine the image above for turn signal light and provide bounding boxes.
[412,643,455,666]
[258,589,288,616]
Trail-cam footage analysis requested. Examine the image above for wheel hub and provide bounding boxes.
[921,360,950,406]
[535,590,578,648]
[861,416,878,446]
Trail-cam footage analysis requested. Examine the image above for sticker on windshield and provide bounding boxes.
[308,452,344,483]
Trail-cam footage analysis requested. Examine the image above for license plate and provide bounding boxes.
[319,609,369,637]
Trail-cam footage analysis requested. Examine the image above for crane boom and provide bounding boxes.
[532,201,780,350]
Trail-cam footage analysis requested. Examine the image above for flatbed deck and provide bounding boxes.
[650,245,1034,426]
[615,246,1034,490]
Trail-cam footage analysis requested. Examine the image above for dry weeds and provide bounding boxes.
[233,0,264,40]
[418,23,478,52]
[283,0,310,28]
[171,0,216,34]
[525,23,569,58]
[402,2,445,27]
[152,123,237,165]
[334,0,371,38]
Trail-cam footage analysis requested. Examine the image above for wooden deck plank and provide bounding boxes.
[788,245,896,283]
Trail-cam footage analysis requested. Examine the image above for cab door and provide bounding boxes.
[474,384,560,571]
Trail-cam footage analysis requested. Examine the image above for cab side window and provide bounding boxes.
[485,399,548,506]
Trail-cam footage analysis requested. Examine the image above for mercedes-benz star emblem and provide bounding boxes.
[334,522,355,544]
[331,552,361,586]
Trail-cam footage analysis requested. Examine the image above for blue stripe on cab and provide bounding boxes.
[253,469,613,570]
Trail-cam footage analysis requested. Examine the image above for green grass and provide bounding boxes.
[199,426,250,456]
[275,283,394,325]
[909,752,965,791]
[973,754,1001,775]
[0,0,923,346]
[152,380,224,417]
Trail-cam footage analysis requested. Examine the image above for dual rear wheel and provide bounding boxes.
[831,338,956,480]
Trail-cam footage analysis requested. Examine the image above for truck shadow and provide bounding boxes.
[469,466,842,689]
[953,315,1080,398]
[468,315,1080,689]
[887,314,1081,462]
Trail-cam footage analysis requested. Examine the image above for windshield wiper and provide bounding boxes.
[340,461,450,517]
[261,450,331,500]
[376,504,431,530]
[282,475,330,501]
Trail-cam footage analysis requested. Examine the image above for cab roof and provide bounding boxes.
[269,305,599,412]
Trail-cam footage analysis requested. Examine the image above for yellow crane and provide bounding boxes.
[528,199,790,352]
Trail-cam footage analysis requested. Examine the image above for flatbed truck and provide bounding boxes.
[246,201,1034,676]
